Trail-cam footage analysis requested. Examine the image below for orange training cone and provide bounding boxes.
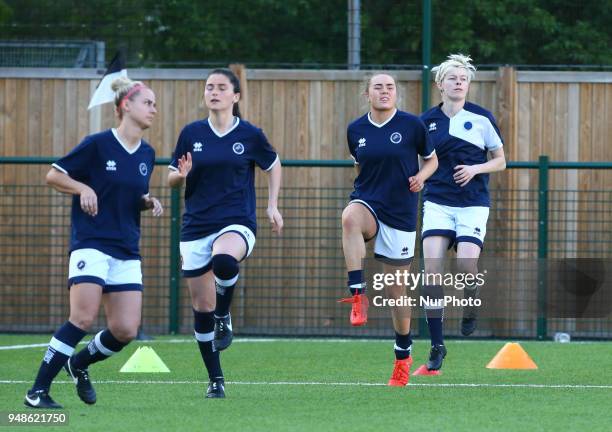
[412,364,442,376]
[486,342,538,369]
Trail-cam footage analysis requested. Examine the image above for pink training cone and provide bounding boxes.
[412,364,442,376]
[486,342,538,369]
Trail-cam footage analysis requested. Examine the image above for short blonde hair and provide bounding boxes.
[431,54,476,85]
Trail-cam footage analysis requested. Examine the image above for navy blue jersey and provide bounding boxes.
[348,110,435,231]
[420,102,503,207]
[170,118,278,241]
[52,129,155,259]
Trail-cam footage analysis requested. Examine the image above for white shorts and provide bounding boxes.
[68,248,142,292]
[350,200,415,265]
[422,201,489,248]
[180,224,256,277]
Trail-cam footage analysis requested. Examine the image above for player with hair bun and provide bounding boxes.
[25,77,163,409]
[169,68,283,399]
[420,54,506,371]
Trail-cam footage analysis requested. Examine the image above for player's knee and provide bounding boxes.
[109,325,138,343]
[386,284,407,299]
[69,314,96,331]
[212,254,239,280]
[456,258,478,276]
[192,298,215,313]
[342,207,361,232]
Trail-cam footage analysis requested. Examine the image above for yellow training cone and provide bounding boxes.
[120,346,170,373]
[486,342,538,369]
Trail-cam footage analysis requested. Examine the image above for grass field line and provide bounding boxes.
[1,379,611,390]
[0,338,606,351]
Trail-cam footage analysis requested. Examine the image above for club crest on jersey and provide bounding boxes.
[464,121,473,130]
[358,138,366,147]
[77,260,86,270]
[232,142,245,155]
[390,132,402,144]
[193,142,203,152]
[139,162,148,176]
[106,160,117,171]
[428,122,437,132]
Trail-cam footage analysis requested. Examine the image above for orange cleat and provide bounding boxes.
[338,294,368,326]
[387,357,413,386]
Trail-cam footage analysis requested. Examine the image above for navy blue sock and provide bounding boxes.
[426,316,444,346]
[423,285,444,346]
[394,332,412,360]
[71,329,128,370]
[32,321,87,392]
[194,309,223,380]
[348,270,365,295]
[213,254,239,317]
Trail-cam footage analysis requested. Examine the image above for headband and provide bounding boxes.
[121,84,147,105]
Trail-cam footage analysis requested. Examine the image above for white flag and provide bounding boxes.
[88,52,127,110]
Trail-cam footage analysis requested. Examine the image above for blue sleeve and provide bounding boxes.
[146,148,156,195]
[52,136,97,181]
[169,128,188,171]
[484,112,504,151]
[416,120,435,158]
[347,127,358,163]
[253,129,278,171]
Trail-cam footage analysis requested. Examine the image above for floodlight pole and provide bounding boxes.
[419,0,432,339]
[348,0,361,70]
[421,0,432,113]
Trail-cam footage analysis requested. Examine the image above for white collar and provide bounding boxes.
[367,109,397,128]
[111,128,141,154]
[208,116,240,138]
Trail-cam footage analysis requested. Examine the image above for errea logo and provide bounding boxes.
[428,122,437,132]
[193,142,203,152]
[106,160,117,171]
[358,138,366,147]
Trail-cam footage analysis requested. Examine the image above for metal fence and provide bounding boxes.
[0,41,105,68]
[0,157,610,339]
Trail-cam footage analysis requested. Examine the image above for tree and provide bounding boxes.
[0,0,610,67]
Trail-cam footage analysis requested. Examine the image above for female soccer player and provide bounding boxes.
[340,73,438,386]
[420,54,506,371]
[25,77,163,409]
[169,69,282,398]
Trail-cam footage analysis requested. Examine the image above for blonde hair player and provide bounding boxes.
[420,54,506,371]
[25,77,163,409]
[169,68,282,399]
[340,72,438,386]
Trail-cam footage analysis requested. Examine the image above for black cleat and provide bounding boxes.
[213,314,233,351]
[461,286,480,336]
[426,344,447,371]
[24,389,63,409]
[461,318,477,336]
[64,357,97,405]
[206,378,226,398]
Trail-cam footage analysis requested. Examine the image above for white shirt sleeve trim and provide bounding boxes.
[264,154,280,171]
[422,150,436,160]
[51,163,68,174]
